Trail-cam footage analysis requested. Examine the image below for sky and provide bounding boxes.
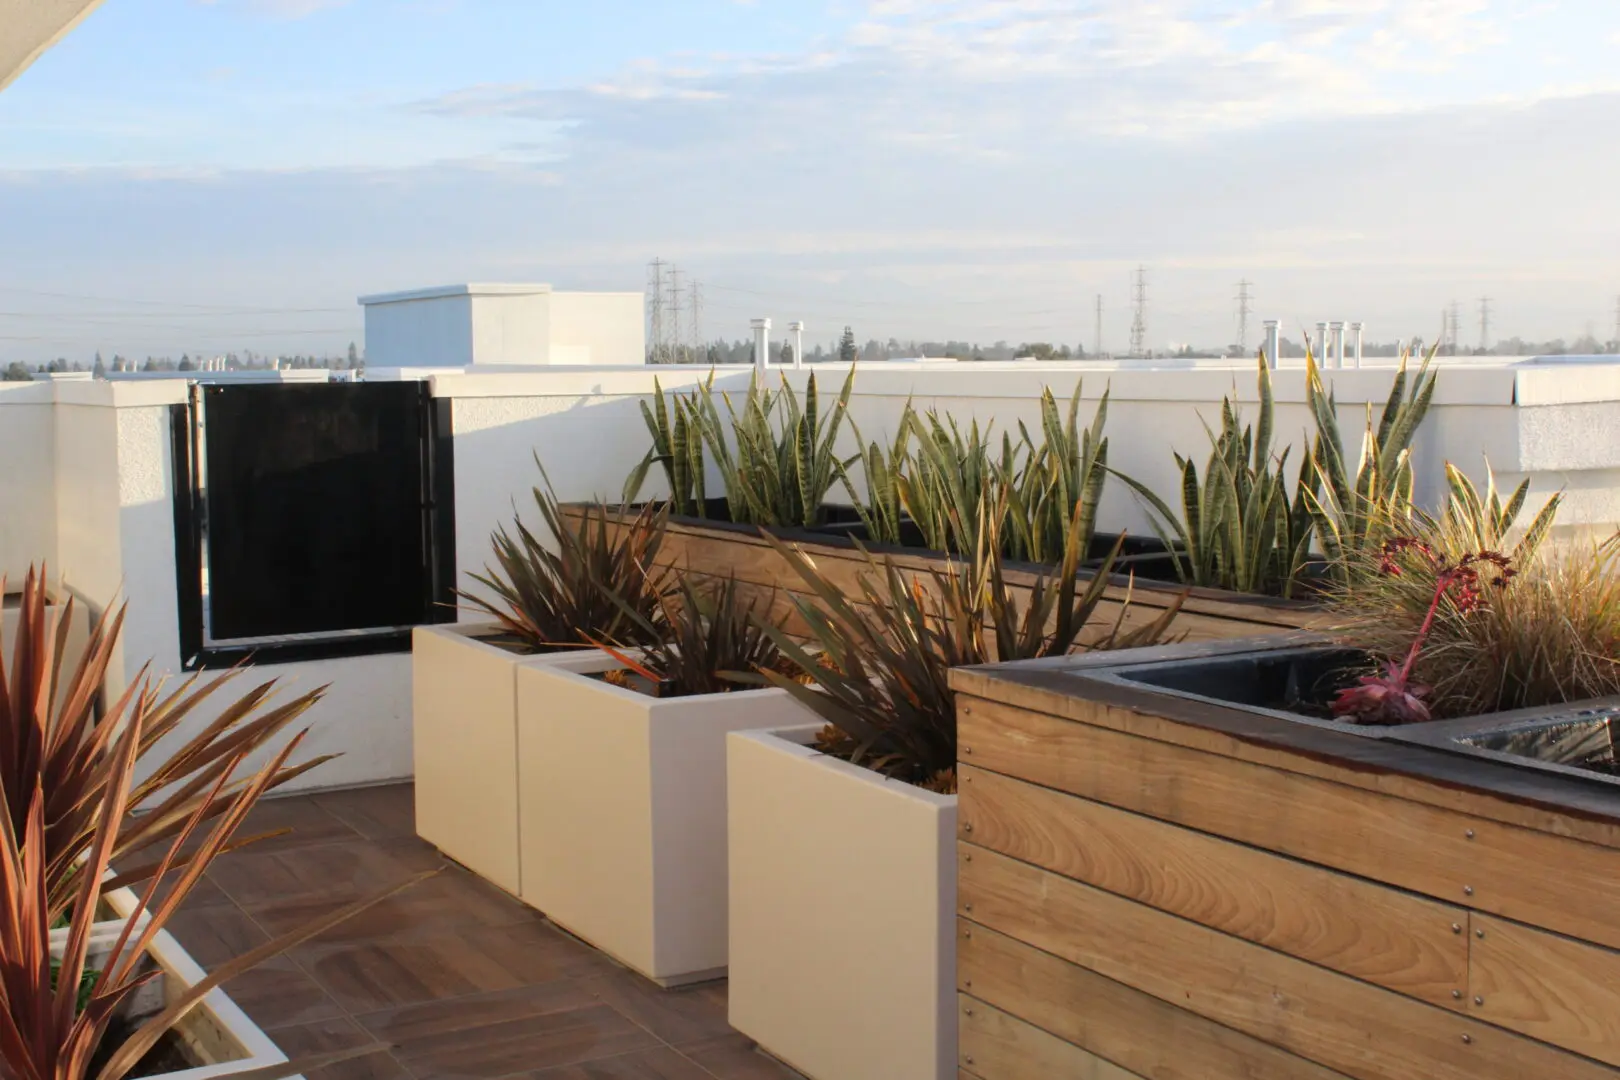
[3,0,1620,362]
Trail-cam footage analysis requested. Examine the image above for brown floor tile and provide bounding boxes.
[145,870,234,911]
[527,1046,713,1079]
[214,793,361,854]
[250,865,538,948]
[578,971,731,1047]
[225,960,349,1029]
[211,836,444,910]
[361,986,658,1077]
[312,783,417,841]
[674,1035,807,1080]
[265,1016,413,1080]
[164,902,272,967]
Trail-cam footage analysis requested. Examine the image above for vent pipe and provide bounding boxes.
[1329,321,1346,369]
[1351,322,1365,368]
[789,321,805,369]
[750,318,771,377]
[1262,320,1280,370]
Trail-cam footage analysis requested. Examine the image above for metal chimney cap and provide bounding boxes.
[750,317,772,330]
[788,321,805,332]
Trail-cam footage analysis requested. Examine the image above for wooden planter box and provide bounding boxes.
[949,639,1620,1080]
[562,506,1330,643]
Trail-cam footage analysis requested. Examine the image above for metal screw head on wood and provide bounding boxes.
[965,903,973,912]
[964,823,974,833]
[1476,929,1486,939]
[1452,990,1462,999]
[1451,923,1462,934]
[1462,1035,1473,1045]
[1474,996,1484,1005]
[1463,886,1474,896]
[1465,829,1476,839]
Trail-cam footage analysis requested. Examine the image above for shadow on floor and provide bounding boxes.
[161,782,806,1080]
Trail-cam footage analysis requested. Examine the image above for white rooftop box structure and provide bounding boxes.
[358,283,645,368]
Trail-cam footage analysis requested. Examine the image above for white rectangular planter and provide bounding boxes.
[411,622,604,895]
[516,655,812,986]
[727,727,958,1080]
[53,888,292,1079]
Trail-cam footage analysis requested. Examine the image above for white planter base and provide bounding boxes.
[517,656,813,986]
[727,727,958,1080]
[411,622,604,895]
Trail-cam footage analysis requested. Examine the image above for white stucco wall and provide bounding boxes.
[0,382,58,585]
[547,292,646,366]
[10,355,1618,795]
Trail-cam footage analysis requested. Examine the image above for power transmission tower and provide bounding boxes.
[690,280,704,363]
[1235,280,1253,354]
[647,259,667,364]
[1612,293,1620,352]
[1478,297,1492,354]
[1129,266,1148,357]
[1094,294,1103,358]
[1444,299,1461,354]
[666,265,684,364]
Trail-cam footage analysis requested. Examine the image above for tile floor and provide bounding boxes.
[162,783,805,1080]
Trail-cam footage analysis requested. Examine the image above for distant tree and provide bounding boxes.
[1019,343,1056,361]
[347,342,360,367]
[2,362,31,382]
[838,326,858,363]
[177,355,195,372]
[778,341,794,365]
[48,358,67,373]
[142,358,156,372]
[92,354,106,378]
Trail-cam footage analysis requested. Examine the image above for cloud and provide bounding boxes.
[195,0,351,19]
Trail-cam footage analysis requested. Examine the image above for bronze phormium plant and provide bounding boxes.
[0,567,333,924]
[0,671,431,1080]
[594,573,785,698]
[462,460,672,652]
[755,495,1182,793]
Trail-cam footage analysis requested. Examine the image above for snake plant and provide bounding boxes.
[1114,354,1316,596]
[1442,460,1561,560]
[696,368,860,528]
[897,408,1012,555]
[1303,346,1438,584]
[1007,383,1109,565]
[623,374,708,517]
[838,401,916,545]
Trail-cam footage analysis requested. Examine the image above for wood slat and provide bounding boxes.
[960,845,1620,1080]
[959,696,1620,951]
[958,765,1469,1008]
[958,920,1355,1080]
[958,995,1146,1080]
[1470,914,1620,1067]
[949,684,1620,853]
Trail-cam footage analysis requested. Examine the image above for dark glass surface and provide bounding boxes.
[202,383,429,641]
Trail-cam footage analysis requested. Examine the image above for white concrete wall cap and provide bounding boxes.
[1513,363,1620,406]
[51,380,189,409]
[358,283,555,305]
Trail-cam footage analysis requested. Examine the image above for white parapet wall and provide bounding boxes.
[359,283,646,368]
[3,354,1618,792]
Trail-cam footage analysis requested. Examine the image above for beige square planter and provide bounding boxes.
[727,727,958,1080]
[411,622,604,895]
[516,655,812,986]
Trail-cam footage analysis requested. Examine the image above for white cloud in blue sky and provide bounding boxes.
[2,0,1619,360]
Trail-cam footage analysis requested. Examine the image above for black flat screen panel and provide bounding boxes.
[202,382,429,640]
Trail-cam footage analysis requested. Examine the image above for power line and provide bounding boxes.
[1235,280,1253,353]
[667,265,684,364]
[1129,266,1148,358]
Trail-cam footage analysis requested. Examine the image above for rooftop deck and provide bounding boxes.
[162,783,802,1080]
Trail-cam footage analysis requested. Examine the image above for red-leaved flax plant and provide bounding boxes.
[1332,539,1514,725]
[0,566,433,1079]
[0,567,335,924]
